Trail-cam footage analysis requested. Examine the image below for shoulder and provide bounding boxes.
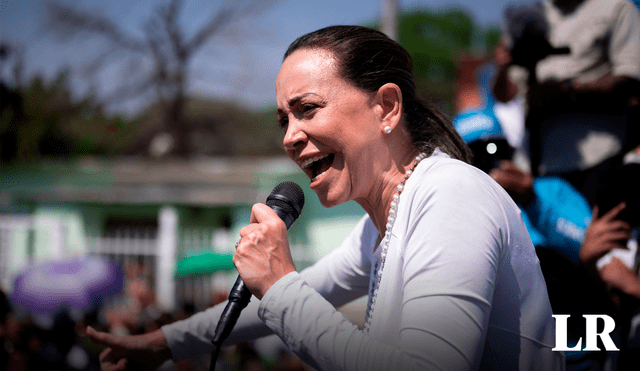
[397,153,525,264]
[582,0,639,20]
[411,152,507,204]
[401,151,519,233]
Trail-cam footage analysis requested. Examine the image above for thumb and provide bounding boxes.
[249,203,281,225]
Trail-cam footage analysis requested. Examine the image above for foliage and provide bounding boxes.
[1,70,136,163]
[1,69,283,162]
[129,97,284,157]
[371,8,501,115]
[483,26,502,52]
[1,6,502,162]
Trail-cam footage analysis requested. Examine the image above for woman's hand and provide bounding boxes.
[579,203,631,267]
[86,326,172,371]
[234,203,296,299]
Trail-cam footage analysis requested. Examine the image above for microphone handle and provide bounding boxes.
[211,276,252,346]
[210,181,303,371]
[210,205,296,348]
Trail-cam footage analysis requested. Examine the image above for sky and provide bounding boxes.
[0,0,534,115]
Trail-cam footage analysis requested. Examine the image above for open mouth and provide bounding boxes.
[300,154,335,182]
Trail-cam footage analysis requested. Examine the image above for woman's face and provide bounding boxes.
[276,48,387,208]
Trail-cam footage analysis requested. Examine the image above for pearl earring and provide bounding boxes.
[384,126,392,134]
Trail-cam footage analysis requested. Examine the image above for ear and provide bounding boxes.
[375,83,403,134]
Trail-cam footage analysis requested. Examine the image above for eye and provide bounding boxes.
[300,103,321,119]
[278,116,289,129]
[301,103,317,112]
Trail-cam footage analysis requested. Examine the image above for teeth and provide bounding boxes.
[312,170,328,182]
[300,154,329,169]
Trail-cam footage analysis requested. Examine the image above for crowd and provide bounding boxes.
[2,0,640,370]
[452,0,640,370]
[1,275,305,371]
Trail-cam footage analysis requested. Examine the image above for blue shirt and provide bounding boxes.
[521,176,592,264]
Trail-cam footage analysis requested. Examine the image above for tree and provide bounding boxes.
[0,67,135,162]
[46,0,279,157]
[371,8,501,115]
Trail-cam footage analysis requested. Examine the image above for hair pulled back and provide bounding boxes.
[284,25,472,163]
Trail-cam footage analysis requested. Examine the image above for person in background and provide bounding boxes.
[87,25,562,371]
[493,0,640,206]
[1,290,14,370]
[579,157,640,371]
[106,259,158,337]
[453,106,590,264]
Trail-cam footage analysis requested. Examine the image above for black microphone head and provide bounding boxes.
[266,181,305,229]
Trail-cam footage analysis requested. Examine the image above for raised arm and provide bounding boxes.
[88,215,372,369]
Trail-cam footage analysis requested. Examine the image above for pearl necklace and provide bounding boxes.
[364,152,427,333]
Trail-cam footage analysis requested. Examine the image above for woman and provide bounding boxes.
[88,26,563,370]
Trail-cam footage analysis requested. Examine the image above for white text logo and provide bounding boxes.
[552,314,619,351]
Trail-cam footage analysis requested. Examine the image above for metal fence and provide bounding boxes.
[0,209,230,316]
[0,209,315,316]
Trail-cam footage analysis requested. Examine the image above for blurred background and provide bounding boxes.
[1,0,531,370]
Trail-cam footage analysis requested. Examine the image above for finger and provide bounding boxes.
[591,206,600,220]
[238,223,263,239]
[607,219,632,233]
[250,203,283,226]
[248,202,270,224]
[115,357,128,371]
[592,219,631,234]
[599,202,626,222]
[88,326,117,348]
[251,203,286,231]
[99,347,113,363]
[88,327,131,361]
[602,230,632,245]
[99,348,127,371]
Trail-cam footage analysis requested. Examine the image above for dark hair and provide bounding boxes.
[284,25,472,163]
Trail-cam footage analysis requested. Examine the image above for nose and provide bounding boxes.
[283,121,307,153]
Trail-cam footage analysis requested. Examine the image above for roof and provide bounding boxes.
[1,156,299,206]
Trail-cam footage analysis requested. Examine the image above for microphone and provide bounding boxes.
[210,181,304,370]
